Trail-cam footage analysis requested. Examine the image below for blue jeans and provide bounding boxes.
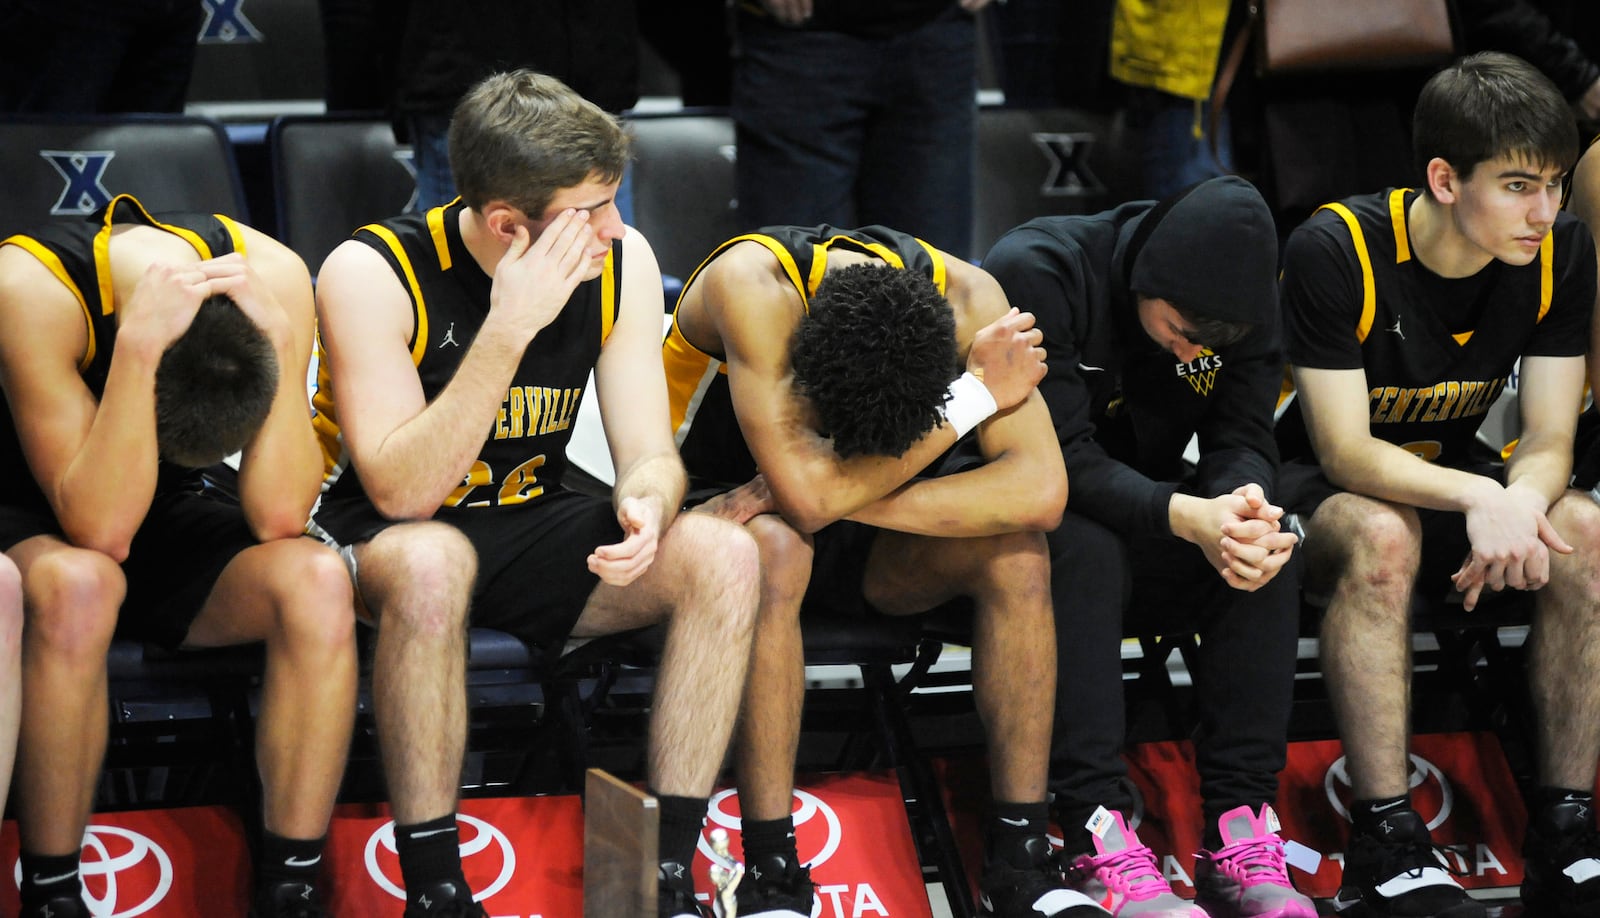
[1124,86,1233,201]
[732,9,977,259]
[409,113,636,224]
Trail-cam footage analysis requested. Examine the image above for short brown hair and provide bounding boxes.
[1413,52,1578,184]
[448,69,631,217]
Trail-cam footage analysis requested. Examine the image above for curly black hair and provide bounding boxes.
[154,294,279,468]
[789,263,959,458]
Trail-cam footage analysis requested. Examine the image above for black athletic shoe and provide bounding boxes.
[1330,808,1483,917]
[402,879,488,918]
[980,834,1111,917]
[735,852,815,917]
[248,880,328,918]
[19,897,86,918]
[658,859,711,918]
[1523,799,1600,917]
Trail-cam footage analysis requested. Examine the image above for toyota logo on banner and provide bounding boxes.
[363,815,516,902]
[1324,753,1455,831]
[699,788,843,871]
[12,826,174,918]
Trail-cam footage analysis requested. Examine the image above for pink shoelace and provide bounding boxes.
[1212,835,1291,886]
[1085,844,1171,899]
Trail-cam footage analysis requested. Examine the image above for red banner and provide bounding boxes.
[692,771,933,918]
[324,796,585,918]
[1277,732,1526,897]
[0,806,251,917]
[936,732,1529,907]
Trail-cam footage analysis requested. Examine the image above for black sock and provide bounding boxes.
[1350,793,1411,835]
[654,792,708,868]
[395,814,467,901]
[1532,785,1594,829]
[257,831,327,890]
[985,800,1050,867]
[741,815,798,864]
[19,851,82,908]
[1053,802,1105,857]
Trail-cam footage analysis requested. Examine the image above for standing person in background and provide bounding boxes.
[732,0,995,261]
[0,0,202,113]
[393,0,641,215]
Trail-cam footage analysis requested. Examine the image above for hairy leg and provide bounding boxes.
[577,512,761,797]
[9,536,124,855]
[1529,492,1600,788]
[1306,494,1421,800]
[864,530,1054,803]
[732,515,813,821]
[184,538,358,837]
[356,522,477,825]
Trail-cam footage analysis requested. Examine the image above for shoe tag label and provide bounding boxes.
[1264,805,1280,833]
[1085,805,1114,838]
[1283,839,1323,875]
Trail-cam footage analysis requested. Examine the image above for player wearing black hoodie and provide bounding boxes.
[985,176,1313,918]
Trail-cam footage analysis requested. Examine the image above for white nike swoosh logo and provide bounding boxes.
[407,827,456,839]
[284,855,321,867]
[999,816,1031,827]
[1371,799,1407,811]
[31,870,79,885]
[1330,890,1363,912]
[1077,362,1105,372]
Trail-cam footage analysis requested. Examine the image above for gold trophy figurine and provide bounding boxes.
[707,828,744,918]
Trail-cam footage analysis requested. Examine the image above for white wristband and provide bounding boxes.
[941,371,998,438]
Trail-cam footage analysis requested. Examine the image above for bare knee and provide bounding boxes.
[23,548,124,660]
[1306,494,1420,603]
[360,522,476,638]
[745,515,812,612]
[1546,491,1600,600]
[966,530,1051,603]
[259,541,357,654]
[660,513,760,630]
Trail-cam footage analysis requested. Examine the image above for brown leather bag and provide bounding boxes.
[1255,0,1457,75]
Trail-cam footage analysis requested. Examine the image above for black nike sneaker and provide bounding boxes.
[1331,808,1483,917]
[1523,798,1600,917]
[735,852,816,917]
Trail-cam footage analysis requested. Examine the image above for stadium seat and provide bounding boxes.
[625,109,741,288]
[268,115,418,274]
[972,106,1133,257]
[0,113,249,238]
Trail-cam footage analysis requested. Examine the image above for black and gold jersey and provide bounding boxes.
[1281,187,1593,466]
[663,224,948,487]
[313,200,624,511]
[0,194,246,509]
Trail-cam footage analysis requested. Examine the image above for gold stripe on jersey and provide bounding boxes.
[1,235,97,372]
[665,319,723,445]
[601,247,616,344]
[427,203,452,271]
[310,338,345,481]
[111,194,218,262]
[1318,202,1377,342]
[1388,188,1412,263]
[215,213,247,256]
[360,223,430,366]
[1539,231,1553,321]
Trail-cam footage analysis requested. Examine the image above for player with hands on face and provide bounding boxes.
[307,69,762,918]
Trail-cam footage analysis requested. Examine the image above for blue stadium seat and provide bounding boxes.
[0,113,250,238]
